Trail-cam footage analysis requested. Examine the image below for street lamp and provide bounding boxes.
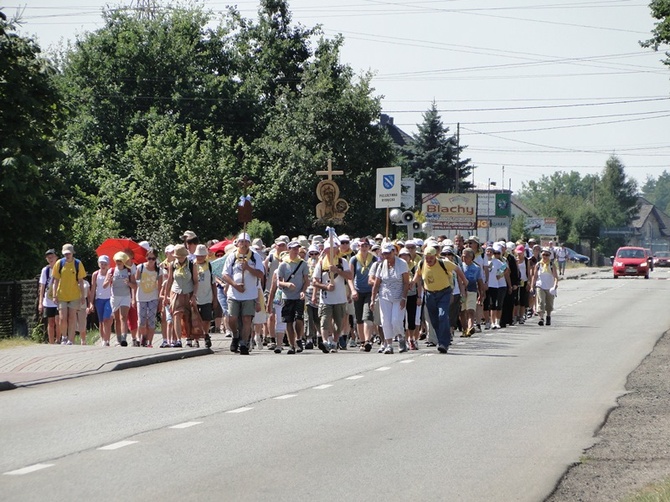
[487,178,497,242]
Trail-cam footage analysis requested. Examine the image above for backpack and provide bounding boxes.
[418,258,449,275]
[57,257,81,278]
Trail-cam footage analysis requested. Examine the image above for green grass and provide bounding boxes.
[622,478,670,502]
[0,337,36,349]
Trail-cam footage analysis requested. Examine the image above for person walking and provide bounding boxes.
[349,237,375,352]
[136,247,162,347]
[534,248,559,326]
[90,255,113,346]
[38,249,60,344]
[165,244,198,348]
[370,244,410,354]
[52,244,87,345]
[104,252,136,346]
[413,246,467,353]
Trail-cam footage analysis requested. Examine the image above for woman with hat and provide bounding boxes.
[165,244,198,348]
[104,252,137,346]
[370,244,410,354]
[90,255,113,346]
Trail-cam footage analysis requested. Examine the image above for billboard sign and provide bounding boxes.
[422,193,477,230]
[525,217,557,236]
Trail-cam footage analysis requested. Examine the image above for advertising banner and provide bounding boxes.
[525,217,557,236]
[422,193,477,230]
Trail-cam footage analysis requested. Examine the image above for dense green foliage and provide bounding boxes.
[516,156,639,254]
[641,0,670,67]
[0,15,70,278]
[642,171,670,214]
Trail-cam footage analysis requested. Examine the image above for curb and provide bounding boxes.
[111,348,212,371]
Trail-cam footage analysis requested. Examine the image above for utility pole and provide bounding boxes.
[455,122,460,193]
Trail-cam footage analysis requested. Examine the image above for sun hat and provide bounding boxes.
[174,244,189,258]
[98,255,110,264]
[113,251,130,266]
[165,244,175,254]
[61,244,74,255]
[181,230,197,241]
[323,239,340,249]
[442,245,455,255]
[371,244,380,251]
[139,240,151,251]
[339,234,351,243]
[194,244,208,256]
[252,238,264,248]
[288,240,300,249]
[308,245,320,254]
[274,235,290,245]
[398,247,411,256]
[382,243,395,254]
[467,235,480,245]
[424,246,438,256]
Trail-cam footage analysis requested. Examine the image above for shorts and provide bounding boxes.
[44,306,59,318]
[281,299,305,323]
[486,287,499,310]
[228,298,256,317]
[110,295,131,313]
[76,308,88,332]
[346,299,355,316]
[139,300,159,329]
[319,303,346,334]
[95,298,112,321]
[464,291,478,311]
[197,303,213,322]
[353,291,373,324]
[59,300,79,311]
[164,305,173,323]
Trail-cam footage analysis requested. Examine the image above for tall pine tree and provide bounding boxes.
[401,102,473,205]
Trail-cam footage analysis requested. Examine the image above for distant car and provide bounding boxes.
[611,246,650,279]
[563,247,590,264]
[654,251,670,267]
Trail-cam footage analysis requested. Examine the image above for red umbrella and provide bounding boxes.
[208,239,233,254]
[96,238,148,265]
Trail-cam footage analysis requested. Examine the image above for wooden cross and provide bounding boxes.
[238,175,254,192]
[316,159,344,180]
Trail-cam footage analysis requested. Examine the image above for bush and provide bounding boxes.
[243,219,274,246]
[31,322,48,344]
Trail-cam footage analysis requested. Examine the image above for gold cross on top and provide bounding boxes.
[316,159,344,181]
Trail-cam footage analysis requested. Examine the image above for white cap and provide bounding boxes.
[98,255,110,264]
[139,240,151,251]
[237,232,251,242]
[165,244,175,253]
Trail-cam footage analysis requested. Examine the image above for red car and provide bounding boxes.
[611,247,651,279]
[654,251,670,267]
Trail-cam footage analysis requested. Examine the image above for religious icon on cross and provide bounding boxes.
[316,159,349,223]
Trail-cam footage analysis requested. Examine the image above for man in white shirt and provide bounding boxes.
[222,233,265,355]
[312,240,353,353]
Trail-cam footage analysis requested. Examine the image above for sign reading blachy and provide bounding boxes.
[422,193,477,230]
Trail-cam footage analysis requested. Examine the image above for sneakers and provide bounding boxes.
[296,339,304,353]
[120,339,128,347]
[287,346,296,354]
[160,340,169,348]
[484,322,491,330]
[364,341,372,352]
[194,340,200,348]
[349,338,358,348]
[174,340,182,348]
[384,346,394,354]
[437,345,448,354]
[186,339,193,348]
[305,340,314,350]
[378,345,386,353]
[204,334,212,348]
[132,339,141,347]
[268,342,277,351]
[239,343,249,355]
[398,339,408,353]
[318,338,330,354]
[538,319,545,326]
[65,340,73,345]
[230,337,240,353]
[546,316,551,326]
[274,346,282,354]
[409,339,418,350]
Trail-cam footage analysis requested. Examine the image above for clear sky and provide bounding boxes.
[8,0,670,191]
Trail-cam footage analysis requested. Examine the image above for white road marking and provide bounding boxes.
[313,384,333,390]
[346,375,364,380]
[227,407,253,414]
[422,353,436,357]
[4,464,54,476]
[375,367,391,372]
[399,359,415,364]
[274,394,297,400]
[97,440,138,451]
[169,422,202,429]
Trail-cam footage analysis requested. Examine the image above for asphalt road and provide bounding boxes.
[2,270,669,501]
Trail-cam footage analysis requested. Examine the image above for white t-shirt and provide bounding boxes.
[377,258,409,302]
[313,257,350,305]
[136,263,161,302]
[223,250,265,302]
[39,265,58,308]
[487,258,504,288]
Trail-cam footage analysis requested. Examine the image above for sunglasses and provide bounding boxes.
[147,257,156,261]
[309,252,319,256]
[541,253,550,257]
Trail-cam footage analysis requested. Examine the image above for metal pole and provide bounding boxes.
[487,178,491,242]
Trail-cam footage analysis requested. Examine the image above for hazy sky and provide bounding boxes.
[8,0,670,191]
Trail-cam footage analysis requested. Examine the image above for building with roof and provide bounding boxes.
[628,196,670,252]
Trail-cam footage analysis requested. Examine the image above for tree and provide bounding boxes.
[641,0,670,67]
[596,156,638,228]
[0,15,70,279]
[401,102,473,202]
[642,171,670,214]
